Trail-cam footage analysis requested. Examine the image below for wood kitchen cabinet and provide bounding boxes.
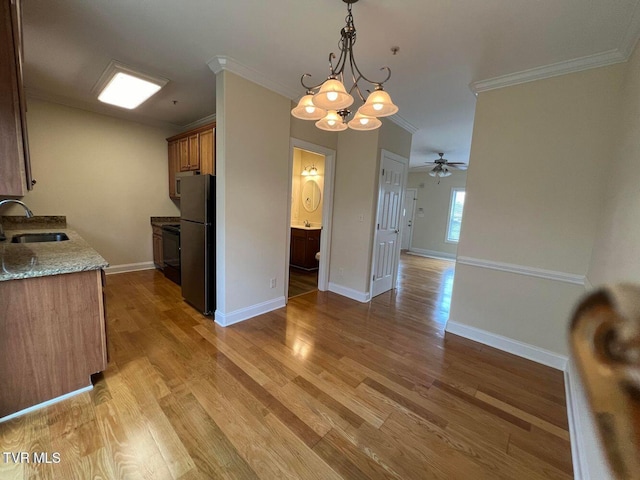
[168,140,178,198]
[0,0,33,196]
[0,269,107,417]
[167,123,215,198]
[152,225,163,269]
[290,228,321,270]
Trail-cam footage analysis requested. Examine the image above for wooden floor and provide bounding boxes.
[0,254,573,479]
[288,267,318,298]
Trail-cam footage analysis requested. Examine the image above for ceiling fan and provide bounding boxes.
[424,153,468,179]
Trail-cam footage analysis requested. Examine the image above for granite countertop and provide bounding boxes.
[150,216,180,227]
[0,217,108,282]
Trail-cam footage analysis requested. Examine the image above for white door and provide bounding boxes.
[371,150,408,298]
[401,188,417,250]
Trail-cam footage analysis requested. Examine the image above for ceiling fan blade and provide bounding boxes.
[450,165,468,170]
[446,162,467,165]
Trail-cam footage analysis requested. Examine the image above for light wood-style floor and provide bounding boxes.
[0,254,573,479]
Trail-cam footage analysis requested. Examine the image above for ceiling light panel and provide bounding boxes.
[94,61,168,110]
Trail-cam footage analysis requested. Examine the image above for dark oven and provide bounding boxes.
[162,224,181,285]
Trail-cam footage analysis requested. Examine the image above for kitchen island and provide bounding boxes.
[0,216,109,420]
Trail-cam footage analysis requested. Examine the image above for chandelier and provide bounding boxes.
[291,0,398,132]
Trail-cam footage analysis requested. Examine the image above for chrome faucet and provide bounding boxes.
[0,199,34,241]
[304,219,311,227]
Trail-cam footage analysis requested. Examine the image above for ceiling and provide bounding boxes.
[21,0,640,168]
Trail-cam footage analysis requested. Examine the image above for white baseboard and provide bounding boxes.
[104,261,155,275]
[445,320,568,370]
[564,362,613,480]
[0,385,93,424]
[328,282,371,303]
[214,296,286,327]
[407,248,456,260]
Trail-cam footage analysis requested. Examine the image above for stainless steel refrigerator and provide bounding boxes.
[180,174,215,315]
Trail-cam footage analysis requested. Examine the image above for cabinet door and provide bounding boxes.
[290,229,307,268]
[199,128,214,175]
[168,140,178,198]
[305,231,321,267]
[0,0,30,196]
[178,137,189,171]
[188,133,200,171]
[153,233,163,269]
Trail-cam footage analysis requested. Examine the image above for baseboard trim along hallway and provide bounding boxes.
[215,296,286,327]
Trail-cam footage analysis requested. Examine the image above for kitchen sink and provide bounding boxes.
[11,232,69,243]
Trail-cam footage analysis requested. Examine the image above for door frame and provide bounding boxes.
[285,138,336,300]
[402,188,418,251]
[369,149,409,298]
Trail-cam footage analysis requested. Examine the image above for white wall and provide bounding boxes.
[215,71,291,322]
[448,64,624,356]
[407,170,467,257]
[4,98,179,266]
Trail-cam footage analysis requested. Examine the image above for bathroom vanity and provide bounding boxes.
[290,226,321,270]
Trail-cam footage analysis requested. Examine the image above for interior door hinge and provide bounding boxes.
[373,274,375,281]
[382,169,385,176]
[377,223,380,230]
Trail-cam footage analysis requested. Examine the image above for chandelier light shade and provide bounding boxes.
[316,110,348,131]
[291,0,398,132]
[359,87,399,117]
[312,79,354,110]
[291,93,327,120]
[348,110,382,131]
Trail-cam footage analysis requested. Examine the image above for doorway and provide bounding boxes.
[370,150,409,298]
[401,188,417,250]
[286,139,336,300]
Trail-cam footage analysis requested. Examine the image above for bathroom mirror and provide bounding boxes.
[302,179,321,212]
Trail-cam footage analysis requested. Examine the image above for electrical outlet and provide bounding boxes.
[270,278,276,288]
[358,213,364,222]
[339,268,344,278]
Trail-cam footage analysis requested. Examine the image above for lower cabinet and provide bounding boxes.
[0,269,107,418]
[290,228,321,270]
[152,225,163,269]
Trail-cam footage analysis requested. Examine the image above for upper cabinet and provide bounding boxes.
[0,0,33,197]
[167,122,215,199]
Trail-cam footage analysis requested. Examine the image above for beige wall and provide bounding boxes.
[328,118,412,296]
[449,64,624,355]
[407,170,467,256]
[291,150,324,227]
[329,129,380,293]
[6,98,179,266]
[215,71,291,317]
[587,40,640,286]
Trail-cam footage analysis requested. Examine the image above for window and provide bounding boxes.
[446,188,466,243]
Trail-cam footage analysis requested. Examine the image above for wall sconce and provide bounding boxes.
[301,165,318,176]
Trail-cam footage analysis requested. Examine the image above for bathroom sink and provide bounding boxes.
[11,232,69,243]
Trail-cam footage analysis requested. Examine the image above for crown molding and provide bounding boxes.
[182,113,217,130]
[470,49,627,94]
[208,55,300,100]
[386,113,419,135]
